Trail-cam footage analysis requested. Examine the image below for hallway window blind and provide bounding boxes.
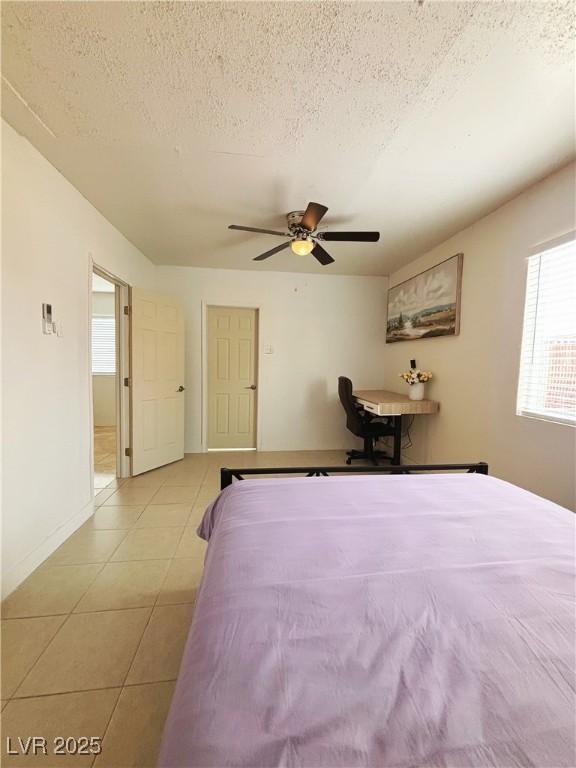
[516,235,576,426]
[92,316,116,375]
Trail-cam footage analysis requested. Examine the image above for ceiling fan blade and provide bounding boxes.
[312,242,335,266]
[253,241,291,261]
[229,225,289,236]
[321,231,380,242]
[300,202,329,231]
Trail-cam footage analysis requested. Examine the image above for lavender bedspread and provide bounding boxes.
[159,474,575,768]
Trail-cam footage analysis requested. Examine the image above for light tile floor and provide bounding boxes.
[94,427,117,491]
[1,449,349,767]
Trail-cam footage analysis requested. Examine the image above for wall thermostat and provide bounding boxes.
[42,302,56,335]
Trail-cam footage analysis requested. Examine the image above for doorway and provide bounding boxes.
[91,266,131,487]
[206,306,259,450]
[92,272,118,485]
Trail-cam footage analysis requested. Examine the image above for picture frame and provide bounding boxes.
[386,253,463,343]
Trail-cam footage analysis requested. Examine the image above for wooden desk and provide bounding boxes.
[353,389,439,464]
[354,389,439,416]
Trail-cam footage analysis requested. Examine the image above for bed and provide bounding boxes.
[159,464,575,768]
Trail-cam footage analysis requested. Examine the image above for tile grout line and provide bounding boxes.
[8,559,107,698]
[93,604,156,762]
[8,678,182,704]
[10,601,157,704]
[89,467,205,758]
[88,686,123,768]
[6,602,174,621]
[1,614,68,705]
[72,499,173,614]
[7,486,155,698]
[93,559,177,756]
[146,470,204,611]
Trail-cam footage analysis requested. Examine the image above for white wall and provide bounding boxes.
[1,120,156,596]
[93,376,116,427]
[155,267,389,453]
[382,162,576,510]
[92,291,116,427]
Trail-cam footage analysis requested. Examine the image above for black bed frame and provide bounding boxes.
[220,462,488,490]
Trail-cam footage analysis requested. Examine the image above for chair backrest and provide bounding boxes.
[338,376,364,437]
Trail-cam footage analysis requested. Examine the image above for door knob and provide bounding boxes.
[177,385,186,392]
[244,385,257,390]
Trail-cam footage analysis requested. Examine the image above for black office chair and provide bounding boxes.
[338,376,396,465]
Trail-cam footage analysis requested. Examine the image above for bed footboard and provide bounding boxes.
[220,462,488,490]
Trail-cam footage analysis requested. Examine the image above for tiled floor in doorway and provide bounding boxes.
[1,449,349,766]
[94,426,117,489]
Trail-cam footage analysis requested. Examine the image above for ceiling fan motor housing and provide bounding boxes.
[286,210,306,232]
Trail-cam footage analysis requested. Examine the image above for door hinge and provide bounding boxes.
[123,377,131,387]
[124,447,131,457]
[123,305,130,316]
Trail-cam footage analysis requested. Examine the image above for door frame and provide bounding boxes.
[89,258,132,480]
[201,302,262,452]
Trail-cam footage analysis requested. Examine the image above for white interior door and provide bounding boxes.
[131,288,185,475]
[207,306,258,449]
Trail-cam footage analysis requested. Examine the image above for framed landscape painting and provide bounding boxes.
[386,253,463,343]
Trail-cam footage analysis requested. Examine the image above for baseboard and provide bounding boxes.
[1,498,95,599]
[187,445,361,454]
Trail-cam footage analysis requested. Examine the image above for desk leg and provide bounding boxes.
[392,416,402,465]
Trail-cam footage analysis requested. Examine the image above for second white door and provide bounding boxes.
[207,306,258,449]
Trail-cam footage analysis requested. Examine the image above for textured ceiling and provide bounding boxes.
[2,1,575,276]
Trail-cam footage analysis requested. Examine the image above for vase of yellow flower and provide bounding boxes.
[399,368,433,401]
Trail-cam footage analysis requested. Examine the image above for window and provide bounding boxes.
[92,316,116,375]
[517,234,576,426]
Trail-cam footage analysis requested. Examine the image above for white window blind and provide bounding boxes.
[92,316,116,375]
[516,235,576,426]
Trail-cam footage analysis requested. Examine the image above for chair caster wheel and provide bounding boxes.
[346,458,352,465]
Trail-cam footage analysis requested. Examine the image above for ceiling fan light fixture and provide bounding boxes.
[291,238,314,256]
[228,202,380,265]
